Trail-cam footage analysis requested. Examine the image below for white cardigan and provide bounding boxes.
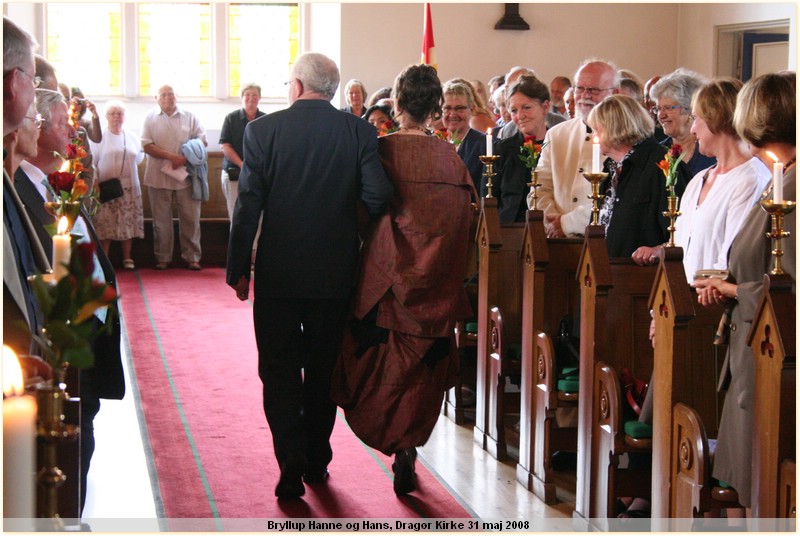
[536,118,594,236]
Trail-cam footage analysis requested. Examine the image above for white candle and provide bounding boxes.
[766,151,783,203]
[592,136,601,173]
[486,127,493,156]
[52,217,71,281]
[2,346,36,519]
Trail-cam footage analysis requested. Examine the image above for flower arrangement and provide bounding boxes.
[28,240,118,375]
[433,128,462,147]
[657,144,684,198]
[377,120,398,137]
[519,136,548,170]
[43,137,97,233]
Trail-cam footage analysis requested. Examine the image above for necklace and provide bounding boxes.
[398,125,429,134]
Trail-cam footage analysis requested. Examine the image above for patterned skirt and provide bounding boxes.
[91,186,145,241]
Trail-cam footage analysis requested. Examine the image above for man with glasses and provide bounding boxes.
[3,16,52,357]
[536,59,621,237]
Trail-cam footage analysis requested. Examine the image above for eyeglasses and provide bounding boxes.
[442,105,469,113]
[573,86,614,96]
[651,104,683,115]
[4,67,43,89]
[24,113,45,129]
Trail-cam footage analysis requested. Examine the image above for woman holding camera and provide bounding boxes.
[220,83,266,222]
[89,100,145,269]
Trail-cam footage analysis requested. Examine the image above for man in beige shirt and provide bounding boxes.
[141,84,207,270]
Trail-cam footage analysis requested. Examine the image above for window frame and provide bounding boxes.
[41,2,299,105]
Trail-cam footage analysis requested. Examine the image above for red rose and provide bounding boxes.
[65,143,79,159]
[47,171,76,194]
[75,242,96,278]
[668,144,682,159]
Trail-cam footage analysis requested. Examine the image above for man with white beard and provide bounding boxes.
[536,59,621,237]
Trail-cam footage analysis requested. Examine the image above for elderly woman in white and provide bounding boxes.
[89,99,145,269]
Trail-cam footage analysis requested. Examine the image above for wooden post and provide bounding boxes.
[473,197,503,451]
[574,226,612,522]
[748,274,796,518]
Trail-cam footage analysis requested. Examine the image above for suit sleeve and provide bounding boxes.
[226,123,266,285]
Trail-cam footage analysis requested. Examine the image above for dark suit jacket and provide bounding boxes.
[456,127,485,192]
[226,99,393,300]
[15,167,55,257]
[491,131,537,223]
[14,168,125,399]
[602,136,690,257]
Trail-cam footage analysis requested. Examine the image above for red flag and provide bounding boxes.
[421,3,437,71]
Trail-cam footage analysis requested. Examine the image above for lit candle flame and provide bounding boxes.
[59,158,71,172]
[3,345,24,397]
[765,150,779,163]
[57,216,69,235]
[593,136,599,144]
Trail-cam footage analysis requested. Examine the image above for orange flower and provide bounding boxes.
[657,158,670,177]
[74,285,117,324]
[70,178,89,200]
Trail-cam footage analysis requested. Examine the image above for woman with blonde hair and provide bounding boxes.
[442,78,488,190]
[692,71,795,509]
[586,94,690,257]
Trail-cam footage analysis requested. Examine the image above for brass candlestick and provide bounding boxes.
[36,370,79,520]
[663,195,682,247]
[759,199,796,274]
[526,169,541,210]
[582,172,608,225]
[480,155,500,198]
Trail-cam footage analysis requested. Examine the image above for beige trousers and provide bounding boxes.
[148,186,201,264]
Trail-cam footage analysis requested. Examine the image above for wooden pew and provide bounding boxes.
[473,197,525,460]
[648,247,727,518]
[748,273,795,517]
[573,226,658,525]
[516,209,582,502]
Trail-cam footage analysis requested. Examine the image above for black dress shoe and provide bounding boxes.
[303,468,330,484]
[392,448,417,495]
[275,458,306,500]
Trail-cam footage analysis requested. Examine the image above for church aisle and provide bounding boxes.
[81,268,574,524]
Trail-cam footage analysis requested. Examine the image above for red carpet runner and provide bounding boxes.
[116,268,471,521]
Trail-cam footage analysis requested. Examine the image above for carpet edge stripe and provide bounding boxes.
[135,270,223,525]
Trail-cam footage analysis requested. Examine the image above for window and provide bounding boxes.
[229,4,299,98]
[45,3,299,100]
[45,3,123,96]
[138,3,212,97]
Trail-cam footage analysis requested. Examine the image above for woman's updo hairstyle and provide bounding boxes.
[392,64,443,125]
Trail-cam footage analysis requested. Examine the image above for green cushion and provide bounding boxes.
[624,420,653,439]
[557,379,579,393]
[465,322,478,333]
[559,366,578,378]
[717,480,730,489]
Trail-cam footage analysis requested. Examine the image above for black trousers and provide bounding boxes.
[253,297,349,473]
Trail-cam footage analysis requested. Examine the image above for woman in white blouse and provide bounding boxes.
[89,100,145,269]
[632,78,770,281]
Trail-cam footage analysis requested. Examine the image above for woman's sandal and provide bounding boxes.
[123,259,135,270]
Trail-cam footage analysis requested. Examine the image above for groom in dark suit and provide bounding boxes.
[227,52,393,500]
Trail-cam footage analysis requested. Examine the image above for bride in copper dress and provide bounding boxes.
[332,64,477,495]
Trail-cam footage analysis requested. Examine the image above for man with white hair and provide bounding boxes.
[227,52,393,500]
[141,84,207,270]
[537,59,621,237]
[3,16,51,355]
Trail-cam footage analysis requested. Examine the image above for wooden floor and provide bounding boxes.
[80,310,576,524]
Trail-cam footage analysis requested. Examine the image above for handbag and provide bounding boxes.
[98,178,124,203]
[99,132,127,203]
